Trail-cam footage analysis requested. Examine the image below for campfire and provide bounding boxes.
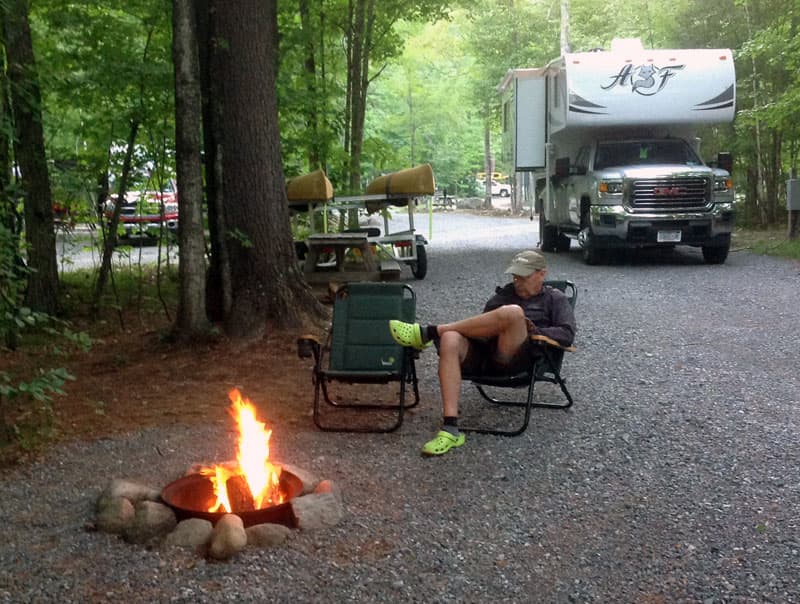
[201,388,284,513]
[95,388,342,559]
[161,388,303,527]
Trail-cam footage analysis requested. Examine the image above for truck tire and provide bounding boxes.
[539,216,558,252]
[411,243,428,279]
[582,242,602,265]
[556,233,571,253]
[578,227,603,265]
[702,240,730,264]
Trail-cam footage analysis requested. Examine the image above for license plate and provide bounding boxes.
[657,230,682,243]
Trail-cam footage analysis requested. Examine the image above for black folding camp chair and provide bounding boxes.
[297,282,420,432]
[460,280,577,437]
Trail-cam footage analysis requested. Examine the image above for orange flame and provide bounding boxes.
[199,389,283,513]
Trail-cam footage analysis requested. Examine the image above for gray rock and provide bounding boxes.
[246,523,292,547]
[456,197,484,209]
[163,518,213,548]
[291,492,344,530]
[124,500,177,544]
[95,496,135,534]
[208,514,247,560]
[96,478,160,511]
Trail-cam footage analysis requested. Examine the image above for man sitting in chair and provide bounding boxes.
[389,250,576,456]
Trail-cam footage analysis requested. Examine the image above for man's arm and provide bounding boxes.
[535,292,576,347]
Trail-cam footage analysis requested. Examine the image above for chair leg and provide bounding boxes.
[461,374,536,437]
[461,351,573,436]
[311,356,419,433]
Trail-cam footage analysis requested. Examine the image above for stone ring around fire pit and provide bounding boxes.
[93,463,344,560]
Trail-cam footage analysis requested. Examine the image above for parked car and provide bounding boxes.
[104,190,178,239]
[487,180,511,197]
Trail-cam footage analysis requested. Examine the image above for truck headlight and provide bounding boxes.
[714,177,732,192]
[598,180,623,195]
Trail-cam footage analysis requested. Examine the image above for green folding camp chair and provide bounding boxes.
[460,280,577,437]
[297,282,420,432]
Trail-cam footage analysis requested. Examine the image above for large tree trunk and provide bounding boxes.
[196,0,231,323]
[172,0,210,336]
[214,0,324,338]
[3,0,58,314]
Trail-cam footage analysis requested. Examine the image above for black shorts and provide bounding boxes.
[460,337,541,375]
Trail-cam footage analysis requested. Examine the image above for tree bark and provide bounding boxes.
[196,0,231,323]
[3,0,59,314]
[172,0,210,336]
[214,0,324,338]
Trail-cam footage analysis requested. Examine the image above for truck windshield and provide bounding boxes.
[594,141,702,170]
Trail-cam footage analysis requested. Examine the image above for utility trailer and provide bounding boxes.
[287,165,433,283]
[500,39,736,264]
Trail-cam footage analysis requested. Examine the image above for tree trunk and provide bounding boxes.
[214,0,324,338]
[4,0,58,315]
[299,0,322,169]
[91,120,139,318]
[560,0,571,55]
[172,0,210,336]
[483,124,492,210]
[196,0,231,322]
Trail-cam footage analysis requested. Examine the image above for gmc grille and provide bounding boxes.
[628,177,711,213]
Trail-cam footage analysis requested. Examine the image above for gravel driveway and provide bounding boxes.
[4,212,800,603]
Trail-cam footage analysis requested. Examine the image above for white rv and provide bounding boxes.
[500,39,736,264]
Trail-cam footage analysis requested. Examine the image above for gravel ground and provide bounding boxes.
[3,212,800,603]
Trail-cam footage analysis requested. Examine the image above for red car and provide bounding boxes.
[105,190,179,239]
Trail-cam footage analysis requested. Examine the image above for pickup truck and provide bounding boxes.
[540,138,734,264]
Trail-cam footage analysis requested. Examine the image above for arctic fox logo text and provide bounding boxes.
[602,63,685,95]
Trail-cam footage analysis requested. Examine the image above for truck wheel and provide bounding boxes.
[411,243,428,279]
[702,241,730,264]
[556,233,571,253]
[578,227,603,265]
[539,216,558,252]
[500,189,510,197]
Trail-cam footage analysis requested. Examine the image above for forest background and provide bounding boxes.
[1,0,799,453]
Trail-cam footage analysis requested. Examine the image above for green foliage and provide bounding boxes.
[753,236,800,260]
[1,222,91,451]
[14,0,800,240]
[30,0,175,225]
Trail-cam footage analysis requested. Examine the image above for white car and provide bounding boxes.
[488,180,511,197]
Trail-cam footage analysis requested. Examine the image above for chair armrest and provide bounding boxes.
[530,334,576,352]
[297,335,322,361]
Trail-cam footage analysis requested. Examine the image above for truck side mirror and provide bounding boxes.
[717,152,733,174]
[555,157,570,178]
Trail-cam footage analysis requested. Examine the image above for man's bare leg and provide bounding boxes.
[436,304,529,419]
[436,304,529,360]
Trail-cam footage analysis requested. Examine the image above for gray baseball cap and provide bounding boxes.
[504,250,547,277]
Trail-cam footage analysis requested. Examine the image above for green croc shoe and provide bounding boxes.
[421,430,466,456]
[389,320,431,350]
